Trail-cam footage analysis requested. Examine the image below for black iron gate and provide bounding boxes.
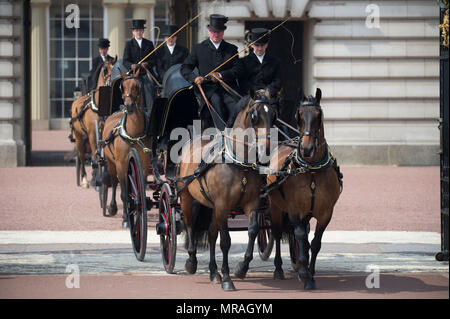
[437,2,449,262]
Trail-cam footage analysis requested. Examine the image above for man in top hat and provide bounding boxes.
[181,14,243,130]
[123,19,157,110]
[155,24,189,83]
[238,28,281,114]
[87,38,114,91]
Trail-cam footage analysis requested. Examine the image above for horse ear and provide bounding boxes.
[134,66,141,78]
[119,69,126,79]
[264,88,271,100]
[113,55,118,64]
[315,88,322,105]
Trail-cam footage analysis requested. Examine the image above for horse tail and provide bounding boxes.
[184,200,213,250]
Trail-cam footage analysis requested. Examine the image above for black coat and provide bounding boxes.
[181,39,243,96]
[88,54,113,91]
[239,52,281,97]
[122,37,156,70]
[156,44,189,82]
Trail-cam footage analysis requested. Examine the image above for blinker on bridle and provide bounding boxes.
[297,97,323,142]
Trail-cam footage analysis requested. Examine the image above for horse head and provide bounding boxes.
[100,55,117,86]
[296,88,324,160]
[119,67,142,114]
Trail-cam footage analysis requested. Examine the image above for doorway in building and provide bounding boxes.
[244,20,303,137]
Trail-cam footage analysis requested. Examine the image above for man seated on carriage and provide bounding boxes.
[181,14,243,131]
[155,24,189,84]
[123,19,157,113]
[87,38,114,91]
[236,28,281,119]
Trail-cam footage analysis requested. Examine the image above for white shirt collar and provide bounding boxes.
[135,37,143,47]
[254,52,265,64]
[101,55,107,61]
[167,42,176,54]
[209,38,222,50]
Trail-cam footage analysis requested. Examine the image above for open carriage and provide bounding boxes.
[121,64,274,273]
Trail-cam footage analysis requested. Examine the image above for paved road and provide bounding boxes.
[0,131,447,299]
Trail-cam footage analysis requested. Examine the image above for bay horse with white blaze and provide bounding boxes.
[267,88,343,290]
[177,89,276,291]
[100,67,153,225]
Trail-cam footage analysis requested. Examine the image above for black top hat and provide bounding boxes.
[250,28,269,45]
[161,24,179,37]
[131,19,146,30]
[98,38,110,48]
[207,14,228,31]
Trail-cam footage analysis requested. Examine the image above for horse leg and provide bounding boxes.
[293,215,315,290]
[119,176,128,228]
[271,206,285,280]
[75,133,89,188]
[108,175,118,216]
[208,225,222,284]
[219,225,235,291]
[309,216,331,281]
[234,210,258,279]
[181,193,197,274]
[88,128,99,187]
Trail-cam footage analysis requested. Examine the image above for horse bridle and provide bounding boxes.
[296,98,324,147]
[245,92,275,137]
[120,76,141,102]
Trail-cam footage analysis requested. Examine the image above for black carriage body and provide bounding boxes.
[155,64,199,139]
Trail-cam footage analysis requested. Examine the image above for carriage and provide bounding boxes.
[111,64,275,273]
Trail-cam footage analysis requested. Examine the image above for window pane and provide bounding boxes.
[78,1,91,19]
[92,21,103,39]
[64,40,76,58]
[78,20,90,38]
[62,60,76,78]
[91,2,103,19]
[78,61,90,77]
[50,40,62,58]
[64,81,76,99]
[78,40,91,58]
[50,20,62,38]
[50,100,63,118]
[50,80,62,99]
[64,100,74,118]
[50,3,62,18]
[64,23,76,38]
[50,60,62,78]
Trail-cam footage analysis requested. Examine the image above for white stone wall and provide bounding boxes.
[197,0,441,165]
[0,1,25,167]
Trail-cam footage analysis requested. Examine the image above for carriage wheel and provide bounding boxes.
[126,148,148,261]
[257,211,274,261]
[158,182,177,274]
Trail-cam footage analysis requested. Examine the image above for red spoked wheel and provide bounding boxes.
[126,147,148,262]
[257,210,274,261]
[157,182,177,274]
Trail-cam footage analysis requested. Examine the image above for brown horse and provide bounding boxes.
[70,56,117,188]
[177,88,276,291]
[101,67,152,225]
[267,88,342,290]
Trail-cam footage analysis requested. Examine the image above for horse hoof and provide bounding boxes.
[122,221,129,229]
[108,205,118,216]
[210,273,222,284]
[185,259,197,274]
[222,280,236,291]
[304,280,316,290]
[81,183,89,189]
[273,270,285,280]
[233,262,248,279]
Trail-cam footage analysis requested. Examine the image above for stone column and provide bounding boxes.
[103,0,128,59]
[130,0,156,42]
[30,0,50,130]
